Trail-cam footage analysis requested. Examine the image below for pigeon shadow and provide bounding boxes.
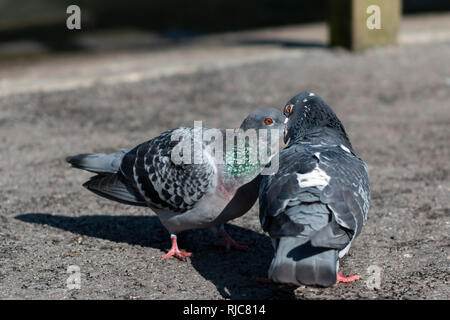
[15,213,296,299]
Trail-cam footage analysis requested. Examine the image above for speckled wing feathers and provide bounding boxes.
[120,128,216,213]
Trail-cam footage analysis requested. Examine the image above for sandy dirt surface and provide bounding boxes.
[0,19,449,300]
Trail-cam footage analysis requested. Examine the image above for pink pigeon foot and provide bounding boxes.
[162,235,192,261]
[336,272,359,283]
[214,228,252,251]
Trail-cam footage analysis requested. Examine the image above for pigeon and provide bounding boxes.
[259,92,370,287]
[67,108,286,260]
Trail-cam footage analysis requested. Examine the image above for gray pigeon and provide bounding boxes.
[67,108,286,260]
[259,92,370,287]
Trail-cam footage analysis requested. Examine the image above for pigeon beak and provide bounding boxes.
[282,117,289,144]
[283,126,290,144]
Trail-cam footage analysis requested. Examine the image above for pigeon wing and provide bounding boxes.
[260,145,370,250]
[316,149,371,242]
[259,145,320,237]
[120,128,216,213]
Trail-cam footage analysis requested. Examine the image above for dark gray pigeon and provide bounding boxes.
[67,108,285,260]
[259,92,370,287]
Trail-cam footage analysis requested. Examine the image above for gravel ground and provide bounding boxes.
[0,37,449,299]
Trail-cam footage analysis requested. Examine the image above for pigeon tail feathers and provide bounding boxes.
[268,236,337,287]
[66,149,129,174]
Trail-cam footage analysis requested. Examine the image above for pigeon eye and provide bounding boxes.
[285,104,293,115]
[264,118,274,125]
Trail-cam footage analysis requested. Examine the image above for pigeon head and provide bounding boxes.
[282,92,352,149]
[239,107,286,133]
[240,107,286,153]
[219,108,285,184]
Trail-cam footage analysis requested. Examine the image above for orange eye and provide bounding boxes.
[285,104,293,114]
[264,118,274,125]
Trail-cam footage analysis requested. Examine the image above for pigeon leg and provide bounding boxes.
[162,234,192,261]
[214,226,252,251]
[336,272,359,283]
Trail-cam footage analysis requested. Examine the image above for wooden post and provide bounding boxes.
[329,0,402,50]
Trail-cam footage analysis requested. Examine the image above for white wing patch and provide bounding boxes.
[340,144,351,153]
[296,166,330,190]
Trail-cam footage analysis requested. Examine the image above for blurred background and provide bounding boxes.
[1,0,449,96]
[0,0,449,53]
[0,0,449,300]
